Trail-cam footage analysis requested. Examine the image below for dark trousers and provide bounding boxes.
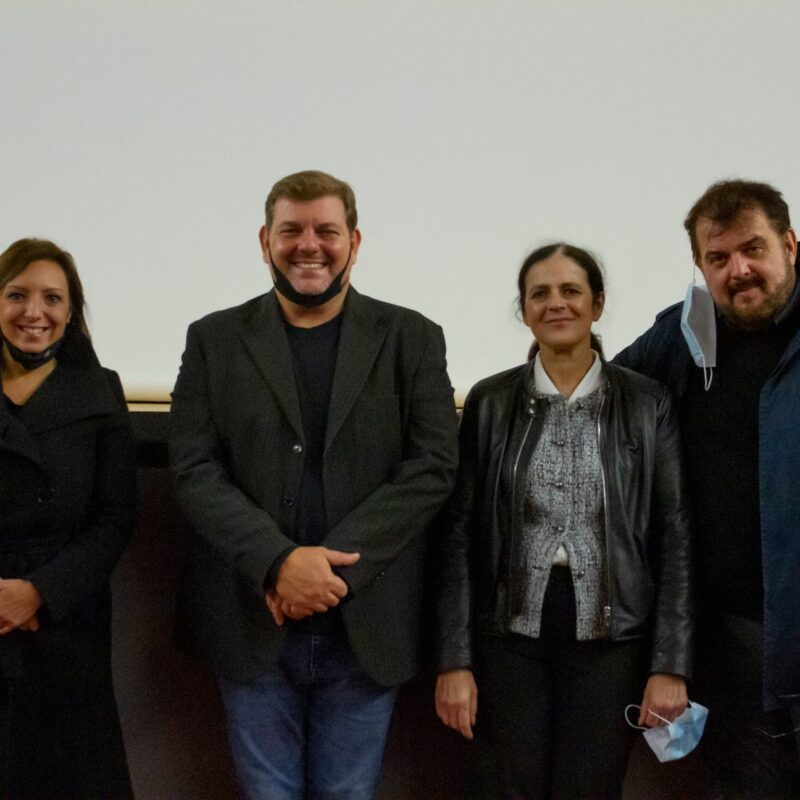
[694,612,800,800]
[474,567,647,800]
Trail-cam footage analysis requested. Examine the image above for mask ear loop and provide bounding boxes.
[691,263,715,392]
[755,722,800,739]
[700,352,714,391]
[624,704,672,730]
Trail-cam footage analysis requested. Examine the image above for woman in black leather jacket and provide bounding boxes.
[434,243,692,799]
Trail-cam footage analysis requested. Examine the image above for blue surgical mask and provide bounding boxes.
[680,282,716,391]
[625,701,709,763]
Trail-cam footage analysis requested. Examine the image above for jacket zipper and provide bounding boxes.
[507,396,536,616]
[596,385,613,635]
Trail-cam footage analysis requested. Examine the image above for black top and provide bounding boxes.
[283,314,343,634]
[681,289,800,620]
[285,314,342,547]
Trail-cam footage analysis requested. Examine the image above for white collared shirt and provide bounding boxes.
[533,350,603,401]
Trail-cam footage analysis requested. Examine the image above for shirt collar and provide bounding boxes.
[534,350,603,404]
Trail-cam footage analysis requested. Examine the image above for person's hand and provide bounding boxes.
[0,579,43,635]
[265,589,319,625]
[265,589,285,626]
[638,673,688,726]
[270,546,360,621]
[436,669,478,740]
[266,590,336,625]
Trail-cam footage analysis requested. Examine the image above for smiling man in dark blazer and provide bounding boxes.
[169,170,458,800]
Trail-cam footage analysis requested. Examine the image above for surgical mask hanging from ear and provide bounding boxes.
[680,276,716,391]
[625,701,709,763]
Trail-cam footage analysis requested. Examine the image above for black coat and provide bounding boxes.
[170,287,459,686]
[435,361,693,679]
[0,339,135,797]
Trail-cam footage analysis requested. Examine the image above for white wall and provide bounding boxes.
[2,0,798,400]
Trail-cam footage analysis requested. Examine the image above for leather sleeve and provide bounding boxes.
[648,386,694,679]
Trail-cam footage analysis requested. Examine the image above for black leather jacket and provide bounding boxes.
[435,361,692,678]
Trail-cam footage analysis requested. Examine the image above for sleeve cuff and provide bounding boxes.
[264,546,297,590]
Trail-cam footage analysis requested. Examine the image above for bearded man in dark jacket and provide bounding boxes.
[615,179,800,799]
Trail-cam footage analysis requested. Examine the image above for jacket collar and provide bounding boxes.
[0,362,118,465]
[773,260,800,379]
[325,287,388,452]
[238,290,304,440]
[774,255,800,325]
[236,287,388,450]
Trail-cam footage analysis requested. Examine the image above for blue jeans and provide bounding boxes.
[219,630,398,800]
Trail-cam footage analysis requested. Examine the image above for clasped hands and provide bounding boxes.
[265,546,360,626]
[0,578,42,635]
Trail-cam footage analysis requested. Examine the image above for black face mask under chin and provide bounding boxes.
[3,336,65,371]
[268,249,352,308]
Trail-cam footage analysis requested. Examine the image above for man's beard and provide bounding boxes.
[719,256,796,331]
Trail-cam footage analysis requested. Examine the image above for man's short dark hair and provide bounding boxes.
[684,179,791,261]
[265,170,358,232]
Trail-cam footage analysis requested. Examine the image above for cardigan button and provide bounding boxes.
[292,443,303,454]
[37,485,55,505]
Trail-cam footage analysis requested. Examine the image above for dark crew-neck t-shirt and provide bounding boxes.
[285,314,342,547]
[283,314,343,634]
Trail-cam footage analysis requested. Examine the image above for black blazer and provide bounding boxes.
[170,287,459,685]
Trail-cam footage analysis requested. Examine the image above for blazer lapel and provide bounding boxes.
[325,289,387,452]
[238,292,304,441]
